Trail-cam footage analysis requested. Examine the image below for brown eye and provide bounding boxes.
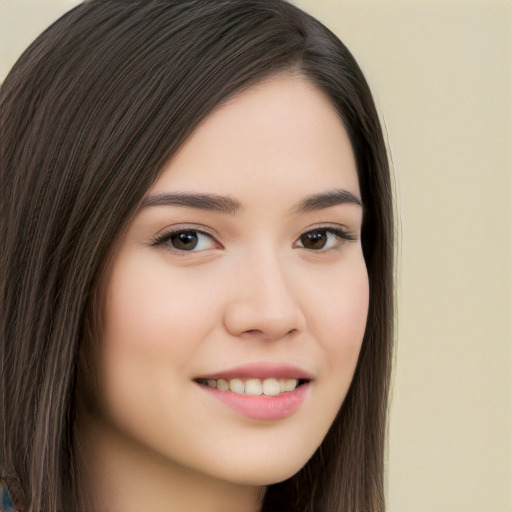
[170,231,199,250]
[299,230,328,250]
[296,228,354,251]
[152,229,219,252]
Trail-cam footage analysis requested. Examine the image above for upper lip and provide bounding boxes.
[195,362,314,381]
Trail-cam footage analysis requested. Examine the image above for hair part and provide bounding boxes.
[0,1,394,510]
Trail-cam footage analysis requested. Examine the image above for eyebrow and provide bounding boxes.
[141,188,361,215]
[292,189,362,213]
[141,192,241,214]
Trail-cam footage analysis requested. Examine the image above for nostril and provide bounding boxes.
[240,327,298,341]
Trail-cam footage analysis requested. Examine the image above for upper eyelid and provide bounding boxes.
[301,221,352,230]
[150,222,358,246]
[296,223,358,239]
[304,225,354,235]
[152,223,219,239]
[150,226,220,249]
[296,227,356,244]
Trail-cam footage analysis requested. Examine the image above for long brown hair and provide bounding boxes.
[0,1,394,510]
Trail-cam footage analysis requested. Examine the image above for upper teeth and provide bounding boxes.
[204,378,299,396]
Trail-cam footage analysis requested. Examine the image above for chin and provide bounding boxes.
[206,447,314,487]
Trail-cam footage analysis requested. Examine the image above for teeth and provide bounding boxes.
[217,379,230,391]
[203,377,300,395]
[262,378,280,396]
[229,378,244,394]
[245,379,262,395]
[284,379,298,392]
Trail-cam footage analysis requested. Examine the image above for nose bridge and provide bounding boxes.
[248,245,295,308]
[223,244,304,340]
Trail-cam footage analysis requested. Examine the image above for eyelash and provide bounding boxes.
[151,228,220,254]
[151,226,356,254]
[295,227,356,251]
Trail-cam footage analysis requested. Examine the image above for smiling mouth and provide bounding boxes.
[195,377,309,396]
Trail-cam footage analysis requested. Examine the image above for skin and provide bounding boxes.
[77,73,369,511]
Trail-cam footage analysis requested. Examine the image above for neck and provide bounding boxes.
[75,410,264,512]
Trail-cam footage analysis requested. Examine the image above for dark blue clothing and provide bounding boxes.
[0,482,14,512]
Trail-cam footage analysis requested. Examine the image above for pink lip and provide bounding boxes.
[195,362,313,420]
[196,362,314,381]
[199,382,310,420]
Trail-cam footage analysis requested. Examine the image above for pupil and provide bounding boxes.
[172,231,198,250]
[302,231,326,249]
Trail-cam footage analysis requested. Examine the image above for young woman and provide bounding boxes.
[0,1,394,510]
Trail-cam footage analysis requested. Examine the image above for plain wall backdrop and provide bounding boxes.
[1,1,511,510]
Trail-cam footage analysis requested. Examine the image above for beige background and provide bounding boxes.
[1,1,510,510]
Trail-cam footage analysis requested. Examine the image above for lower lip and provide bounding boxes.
[199,383,310,420]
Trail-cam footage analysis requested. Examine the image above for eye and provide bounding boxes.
[152,229,219,253]
[295,228,354,251]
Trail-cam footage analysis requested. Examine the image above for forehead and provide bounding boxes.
[150,74,359,201]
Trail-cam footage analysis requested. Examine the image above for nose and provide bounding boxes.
[223,250,306,341]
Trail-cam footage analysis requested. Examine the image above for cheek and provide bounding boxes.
[96,257,223,422]
[95,258,224,437]
[289,258,368,461]
[308,258,369,370]
[102,259,221,361]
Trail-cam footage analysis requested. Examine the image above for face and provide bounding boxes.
[94,74,368,487]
